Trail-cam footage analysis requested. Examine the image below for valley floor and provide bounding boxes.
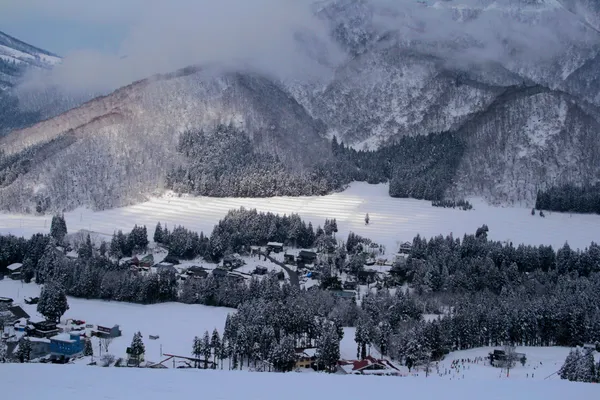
[2,279,597,384]
[2,183,599,251]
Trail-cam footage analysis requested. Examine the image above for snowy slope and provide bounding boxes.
[2,360,599,400]
[1,182,598,251]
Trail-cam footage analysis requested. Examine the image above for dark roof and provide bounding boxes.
[212,268,228,276]
[8,306,30,320]
[32,320,58,330]
[299,250,317,258]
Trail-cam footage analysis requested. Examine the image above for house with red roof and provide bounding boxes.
[337,355,404,376]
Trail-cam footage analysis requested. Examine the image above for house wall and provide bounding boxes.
[50,339,83,356]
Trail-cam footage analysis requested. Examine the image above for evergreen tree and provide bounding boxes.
[15,337,32,362]
[154,222,164,244]
[99,241,107,257]
[577,350,596,383]
[192,336,202,368]
[269,335,297,372]
[331,219,338,237]
[37,282,69,323]
[316,323,340,372]
[202,330,211,369]
[0,337,7,363]
[50,214,67,244]
[84,339,94,357]
[211,329,221,366]
[560,349,580,381]
[129,332,145,367]
[78,234,93,260]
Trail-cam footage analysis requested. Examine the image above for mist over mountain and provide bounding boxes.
[1,0,600,212]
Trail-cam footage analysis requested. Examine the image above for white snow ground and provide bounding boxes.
[2,363,599,400]
[1,183,598,251]
[0,280,232,363]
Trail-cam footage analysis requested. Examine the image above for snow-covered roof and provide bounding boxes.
[267,242,283,247]
[29,337,51,344]
[303,348,317,358]
[50,333,77,343]
[7,263,22,271]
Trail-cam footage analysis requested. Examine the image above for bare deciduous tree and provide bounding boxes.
[100,337,113,355]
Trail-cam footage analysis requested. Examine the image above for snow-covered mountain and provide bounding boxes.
[0,66,329,212]
[1,0,600,211]
[298,0,600,201]
[0,30,60,90]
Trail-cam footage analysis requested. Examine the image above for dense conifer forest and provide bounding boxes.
[536,184,600,215]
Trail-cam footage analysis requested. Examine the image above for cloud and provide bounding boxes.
[14,0,600,95]
[18,0,345,93]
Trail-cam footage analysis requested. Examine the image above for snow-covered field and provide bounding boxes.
[2,363,599,400]
[1,183,598,251]
[0,280,232,363]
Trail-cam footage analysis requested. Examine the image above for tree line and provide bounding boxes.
[536,183,600,215]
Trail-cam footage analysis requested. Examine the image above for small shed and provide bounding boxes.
[266,242,284,253]
[284,254,296,265]
[94,324,122,338]
[253,266,268,275]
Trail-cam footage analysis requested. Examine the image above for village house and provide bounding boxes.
[358,269,377,284]
[297,250,318,266]
[49,332,84,361]
[398,241,412,255]
[295,348,317,369]
[139,254,154,269]
[253,266,268,275]
[156,263,177,274]
[0,297,13,305]
[1,305,30,326]
[338,356,403,376]
[7,263,22,280]
[223,254,244,270]
[185,266,208,279]
[212,267,228,278]
[284,254,295,265]
[266,242,284,253]
[27,320,59,338]
[343,280,358,290]
[29,337,52,359]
